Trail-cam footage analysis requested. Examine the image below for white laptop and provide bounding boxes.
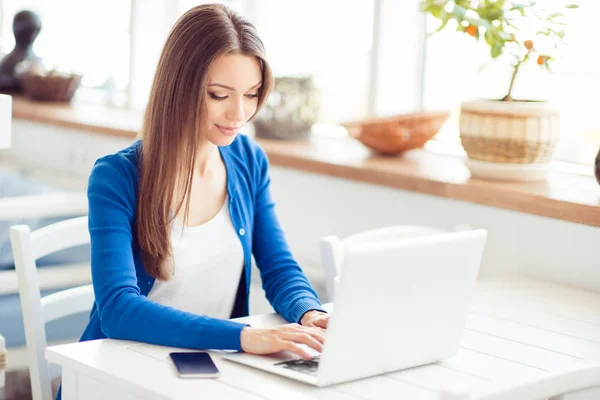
[221,229,487,387]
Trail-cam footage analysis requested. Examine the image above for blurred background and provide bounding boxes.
[0,0,597,166]
[1,2,599,399]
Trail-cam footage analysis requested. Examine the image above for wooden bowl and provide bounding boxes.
[342,111,450,155]
[20,72,82,102]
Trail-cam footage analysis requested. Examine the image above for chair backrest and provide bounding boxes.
[10,216,94,400]
[319,225,447,302]
[0,192,90,297]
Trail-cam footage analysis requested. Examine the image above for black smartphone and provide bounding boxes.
[169,351,220,378]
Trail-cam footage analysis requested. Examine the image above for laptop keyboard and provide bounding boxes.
[273,356,320,376]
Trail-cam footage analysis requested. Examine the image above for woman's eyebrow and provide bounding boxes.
[208,82,262,91]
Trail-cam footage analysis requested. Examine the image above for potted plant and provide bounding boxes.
[420,0,578,178]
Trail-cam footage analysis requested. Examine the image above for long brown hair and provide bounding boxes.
[136,4,273,280]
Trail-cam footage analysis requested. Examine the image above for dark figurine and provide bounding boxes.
[595,146,600,186]
[0,10,42,93]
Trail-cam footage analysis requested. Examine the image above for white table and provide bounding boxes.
[47,278,600,400]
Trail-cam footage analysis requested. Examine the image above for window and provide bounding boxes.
[128,0,376,124]
[0,0,131,104]
[127,0,244,110]
[247,0,375,123]
[422,1,600,166]
[1,0,595,166]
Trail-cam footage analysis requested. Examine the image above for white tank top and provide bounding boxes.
[147,197,244,319]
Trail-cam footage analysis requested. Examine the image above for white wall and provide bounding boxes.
[6,120,600,297]
[270,167,600,293]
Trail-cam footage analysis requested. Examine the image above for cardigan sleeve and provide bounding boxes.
[88,154,247,350]
[250,146,326,323]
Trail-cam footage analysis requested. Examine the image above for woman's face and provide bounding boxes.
[204,53,262,147]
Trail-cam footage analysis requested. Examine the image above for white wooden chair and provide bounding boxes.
[10,216,94,400]
[0,192,90,374]
[0,192,90,296]
[0,334,4,389]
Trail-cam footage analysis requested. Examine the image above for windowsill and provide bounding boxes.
[11,95,600,227]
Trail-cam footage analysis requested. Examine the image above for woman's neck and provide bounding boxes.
[195,141,219,177]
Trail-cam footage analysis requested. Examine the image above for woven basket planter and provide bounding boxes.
[459,100,560,164]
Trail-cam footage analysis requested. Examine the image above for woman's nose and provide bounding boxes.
[226,98,246,122]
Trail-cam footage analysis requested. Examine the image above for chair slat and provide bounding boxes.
[41,284,94,324]
[0,192,87,220]
[10,225,53,400]
[31,216,89,260]
[10,216,93,400]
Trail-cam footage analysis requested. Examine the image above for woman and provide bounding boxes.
[80,4,328,362]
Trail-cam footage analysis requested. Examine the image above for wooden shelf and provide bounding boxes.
[11,95,600,227]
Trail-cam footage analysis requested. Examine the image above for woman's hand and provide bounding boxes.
[300,310,329,329]
[240,324,325,360]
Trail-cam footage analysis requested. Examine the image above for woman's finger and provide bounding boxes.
[288,324,326,343]
[281,331,323,352]
[312,315,328,329]
[306,327,326,344]
[280,340,313,360]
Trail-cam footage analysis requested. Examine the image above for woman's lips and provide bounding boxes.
[216,124,239,136]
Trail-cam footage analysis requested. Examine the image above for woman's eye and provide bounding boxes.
[209,93,227,101]
[246,93,259,99]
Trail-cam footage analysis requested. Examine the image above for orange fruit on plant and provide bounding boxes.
[537,55,547,65]
[524,40,533,50]
[466,25,478,36]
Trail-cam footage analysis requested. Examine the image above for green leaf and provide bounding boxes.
[477,63,487,76]
[435,18,450,32]
[488,9,504,20]
[509,4,526,16]
[549,12,564,19]
[565,4,579,9]
[507,21,520,31]
[479,19,492,29]
[484,30,494,46]
[491,43,503,58]
[557,30,565,39]
[464,16,479,26]
[424,3,445,18]
[453,5,468,18]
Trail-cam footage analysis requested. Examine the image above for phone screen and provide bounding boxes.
[169,352,220,377]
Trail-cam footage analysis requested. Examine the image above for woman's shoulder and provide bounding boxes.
[227,133,268,165]
[225,134,270,186]
[88,140,141,190]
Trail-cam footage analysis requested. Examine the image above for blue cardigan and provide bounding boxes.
[78,134,324,351]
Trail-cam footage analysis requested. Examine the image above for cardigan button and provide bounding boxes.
[239,228,245,236]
